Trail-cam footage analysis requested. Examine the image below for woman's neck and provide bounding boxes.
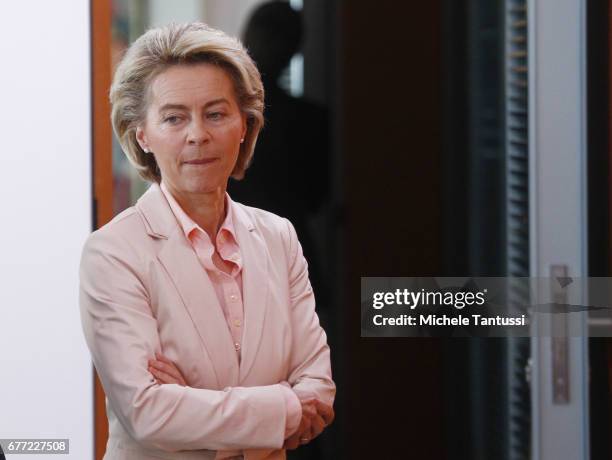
[166,183,227,242]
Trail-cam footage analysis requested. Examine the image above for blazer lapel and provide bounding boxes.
[232,202,270,384]
[136,184,240,389]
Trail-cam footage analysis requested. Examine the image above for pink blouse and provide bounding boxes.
[160,182,301,455]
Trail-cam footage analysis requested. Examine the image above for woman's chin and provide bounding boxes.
[183,179,225,195]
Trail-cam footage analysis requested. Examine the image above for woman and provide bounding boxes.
[79,22,335,460]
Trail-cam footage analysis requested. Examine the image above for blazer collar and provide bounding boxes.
[135,182,256,239]
[135,182,268,386]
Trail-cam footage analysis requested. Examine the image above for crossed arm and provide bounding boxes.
[79,219,335,452]
[148,353,334,449]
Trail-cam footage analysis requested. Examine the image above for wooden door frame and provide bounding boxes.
[91,0,113,458]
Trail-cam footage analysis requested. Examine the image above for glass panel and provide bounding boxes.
[442,1,531,458]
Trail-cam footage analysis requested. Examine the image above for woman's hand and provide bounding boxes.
[283,399,335,450]
[283,400,314,450]
[148,353,187,386]
[307,400,334,440]
[312,399,335,428]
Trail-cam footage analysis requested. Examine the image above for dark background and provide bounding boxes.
[281,0,612,459]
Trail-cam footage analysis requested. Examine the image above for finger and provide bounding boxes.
[301,414,312,443]
[301,402,317,418]
[298,432,312,446]
[313,400,335,426]
[149,366,183,385]
[293,414,311,439]
[304,411,312,426]
[153,354,185,379]
[309,414,326,439]
[149,360,181,382]
[284,410,309,450]
[285,419,308,451]
[149,358,178,376]
[155,353,175,366]
[149,366,175,384]
[284,439,298,450]
[283,433,300,450]
[158,357,187,386]
[149,360,185,385]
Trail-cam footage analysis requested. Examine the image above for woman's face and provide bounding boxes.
[136,63,247,196]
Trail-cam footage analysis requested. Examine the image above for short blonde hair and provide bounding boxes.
[110,22,265,182]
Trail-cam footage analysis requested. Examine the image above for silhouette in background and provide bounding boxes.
[229,3,332,457]
[229,2,331,331]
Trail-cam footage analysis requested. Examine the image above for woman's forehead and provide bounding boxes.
[149,64,236,107]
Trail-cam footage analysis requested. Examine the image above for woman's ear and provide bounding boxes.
[135,125,149,152]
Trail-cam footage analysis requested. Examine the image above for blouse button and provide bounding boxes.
[234,342,241,351]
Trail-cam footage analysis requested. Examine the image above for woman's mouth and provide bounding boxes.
[183,158,219,166]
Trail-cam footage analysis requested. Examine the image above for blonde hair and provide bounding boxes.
[110,22,264,182]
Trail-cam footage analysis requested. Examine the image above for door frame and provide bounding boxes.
[528,0,590,459]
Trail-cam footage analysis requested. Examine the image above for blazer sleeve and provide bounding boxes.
[282,218,336,406]
[79,230,289,452]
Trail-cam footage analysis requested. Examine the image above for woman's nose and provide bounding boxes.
[187,119,210,145]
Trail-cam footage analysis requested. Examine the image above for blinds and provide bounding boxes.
[505,1,531,460]
[506,0,529,278]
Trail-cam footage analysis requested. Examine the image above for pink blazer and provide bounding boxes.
[79,183,335,460]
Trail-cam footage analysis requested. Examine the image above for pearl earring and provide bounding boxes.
[240,138,244,143]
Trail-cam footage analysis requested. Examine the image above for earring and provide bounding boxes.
[143,148,150,153]
[240,138,244,143]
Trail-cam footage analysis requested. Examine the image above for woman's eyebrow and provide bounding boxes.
[203,98,230,108]
[158,98,230,113]
[158,103,188,113]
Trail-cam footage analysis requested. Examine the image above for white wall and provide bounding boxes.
[0,1,92,458]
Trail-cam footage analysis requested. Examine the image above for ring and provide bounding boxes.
[300,437,309,444]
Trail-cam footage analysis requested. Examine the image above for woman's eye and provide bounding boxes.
[208,112,225,121]
[163,115,182,124]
